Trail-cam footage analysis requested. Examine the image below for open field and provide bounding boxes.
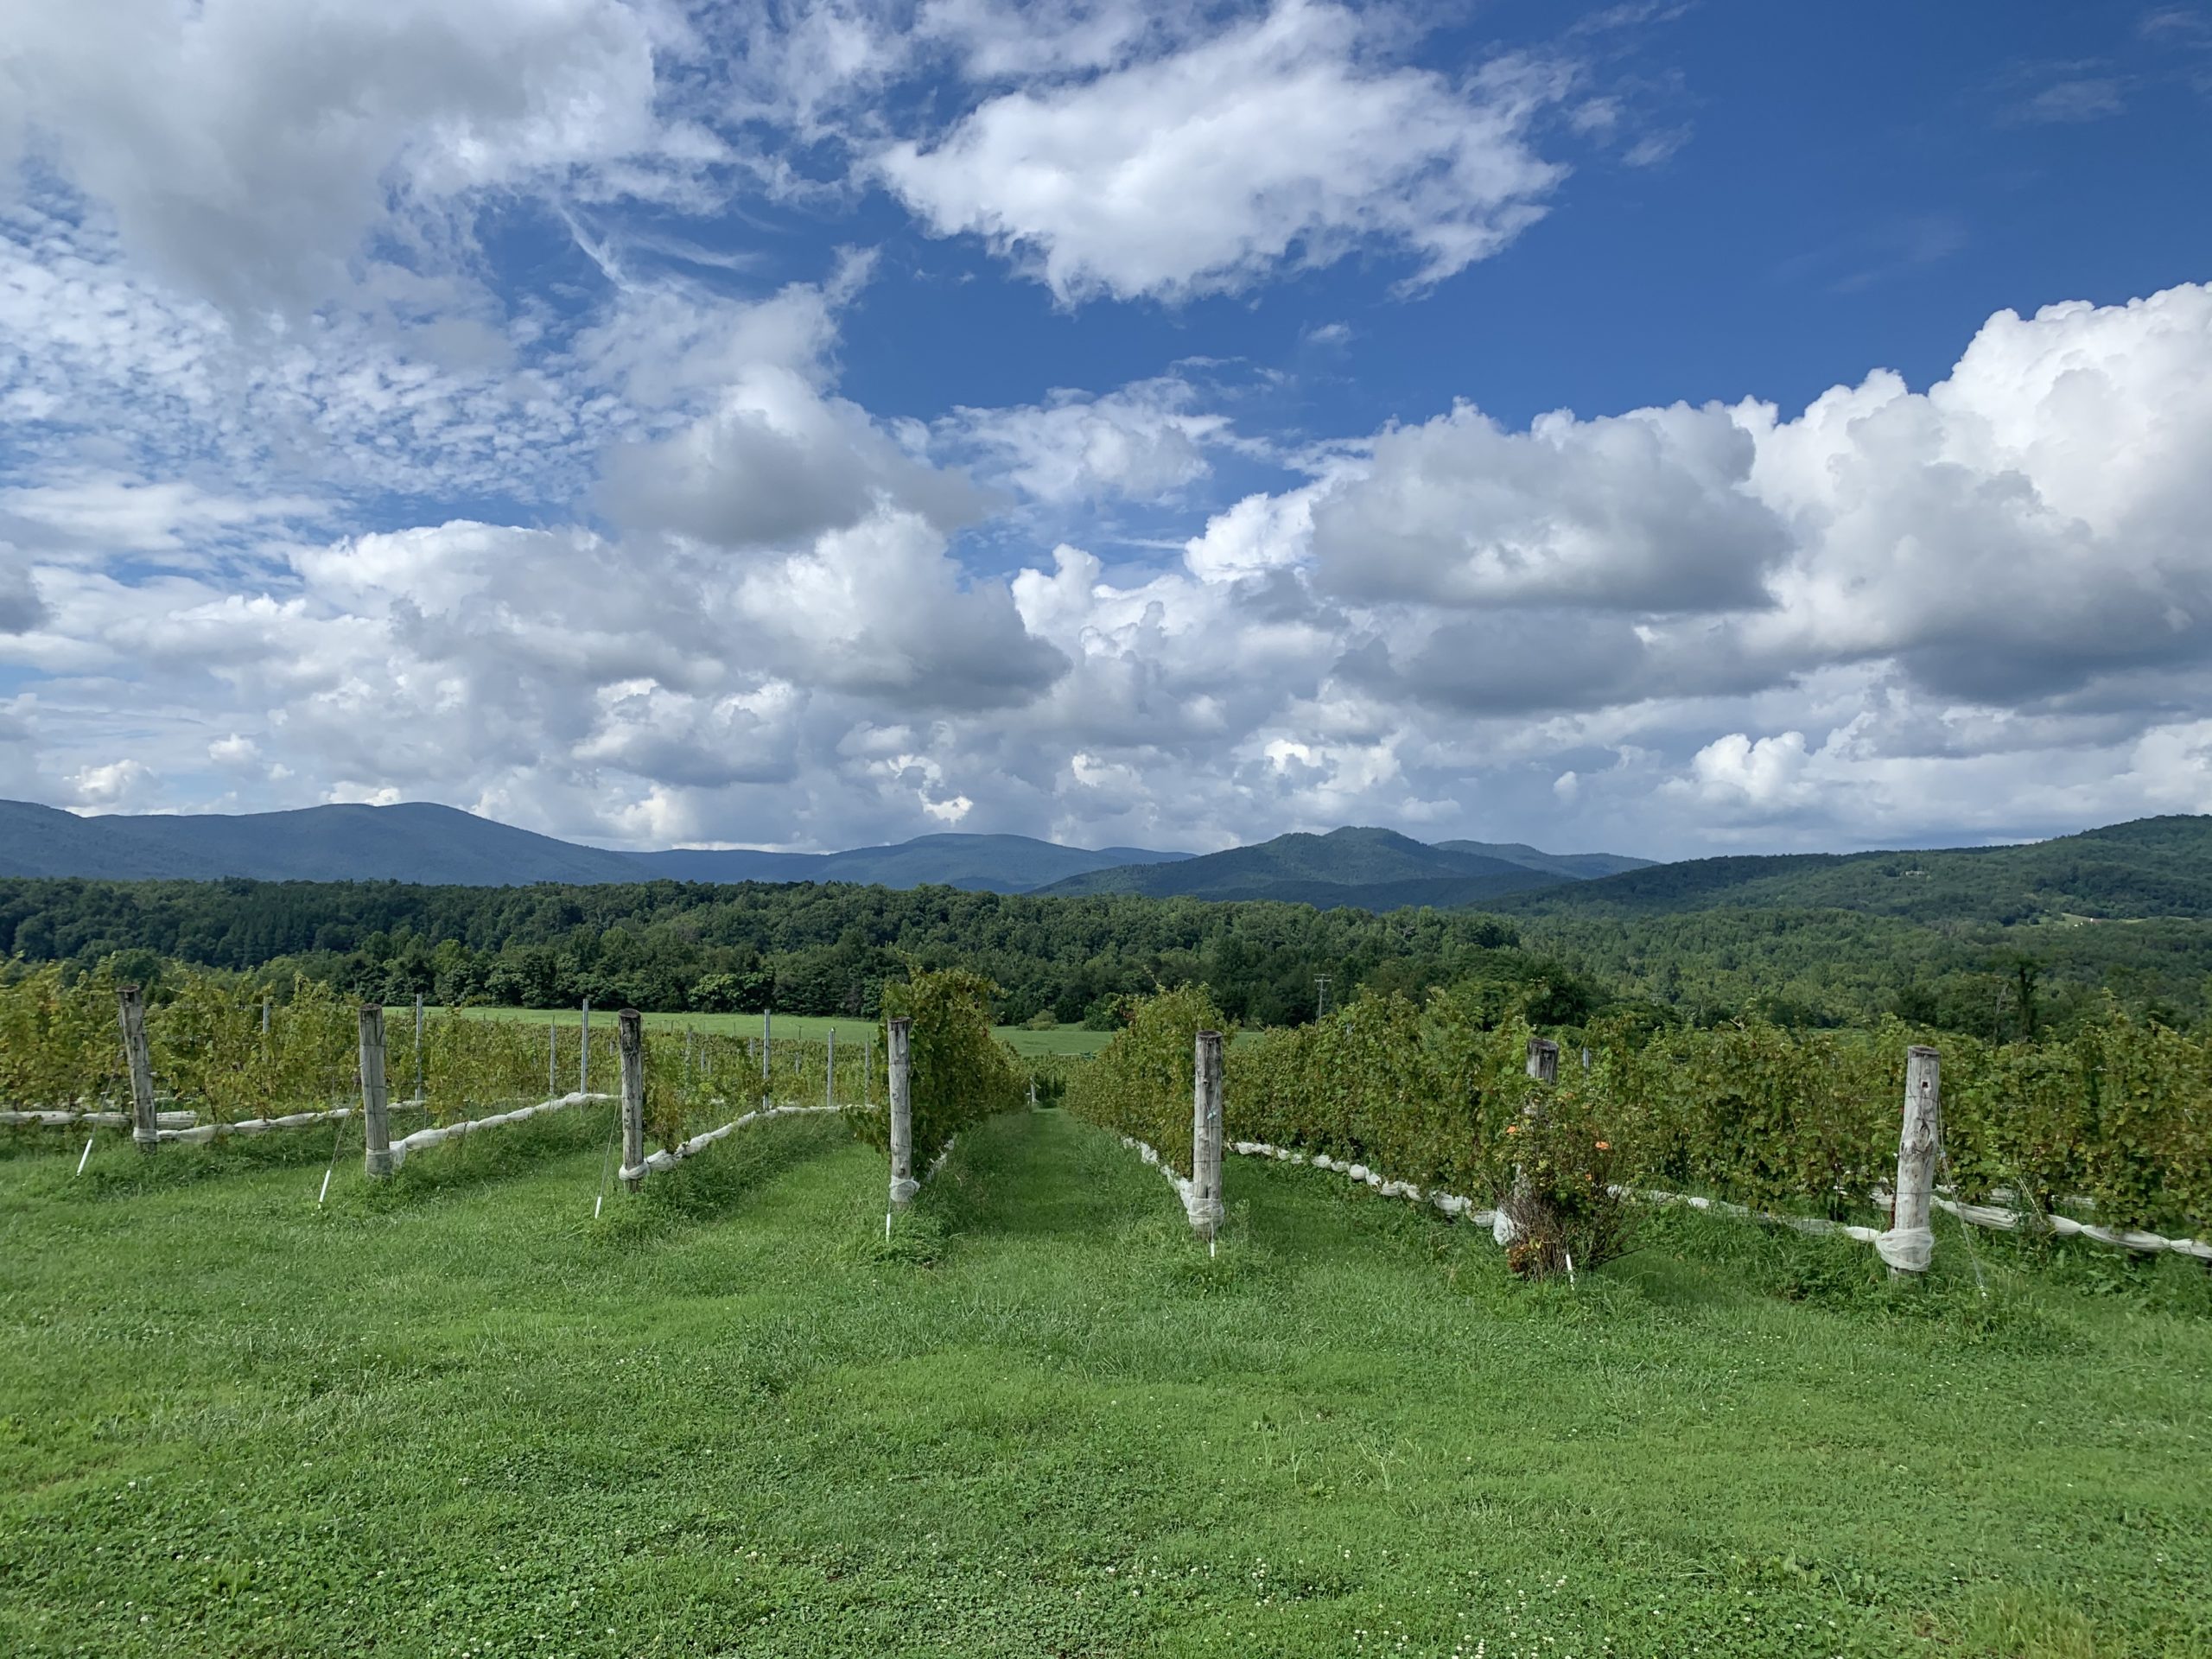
[3,1108,2209,1657]
[450,1004,1113,1057]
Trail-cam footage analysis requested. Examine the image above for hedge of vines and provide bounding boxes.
[1076,984,2211,1238]
[846,968,1027,1167]
[0,963,879,1138]
[1065,984,1229,1172]
[639,1025,877,1150]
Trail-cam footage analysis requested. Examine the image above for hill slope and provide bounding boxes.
[629,834,1187,893]
[0,800,645,885]
[1434,840,1654,880]
[1497,815,2212,924]
[1036,825,1567,908]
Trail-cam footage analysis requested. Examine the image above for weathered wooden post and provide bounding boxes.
[1528,1037,1559,1086]
[761,1007,772,1109]
[1493,1037,1559,1246]
[413,994,425,1103]
[580,999,592,1095]
[1189,1030,1226,1239]
[117,986,158,1154]
[1878,1045,1942,1279]
[359,1004,393,1178]
[548,1019,557,1096]
[887,1016,915,1210]
[618,1009,645,1194]
[826,1028,836,1109]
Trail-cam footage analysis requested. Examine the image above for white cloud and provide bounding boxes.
[600,365,985,550]
[70,756,156,809]
[0,0,2202,863]
[1736,282,2212,702]
[1307,399,1785,611]
[1672,729,1815,811]
[0,0,696,312]
[940,378,1229,504]
[877,0,1570,302]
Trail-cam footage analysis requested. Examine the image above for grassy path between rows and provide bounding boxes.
[2,1108,2208,1656]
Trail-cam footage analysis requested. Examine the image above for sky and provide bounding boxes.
[2,1,2211,861]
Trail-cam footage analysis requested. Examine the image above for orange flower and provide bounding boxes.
[1503,1123,1519,1135]
[1594,1140,1611,1150]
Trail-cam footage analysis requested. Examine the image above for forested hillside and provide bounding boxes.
[1035,825,1567,906]
[1501,815,2212,923]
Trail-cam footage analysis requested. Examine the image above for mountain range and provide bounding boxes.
[2,798,2208,926]
[0,798,1643,902]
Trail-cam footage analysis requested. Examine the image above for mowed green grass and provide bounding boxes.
[2,1109,2209,1658]
[451,1004,1111,1057]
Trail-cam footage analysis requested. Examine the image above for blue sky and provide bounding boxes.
[2,0,2210,859]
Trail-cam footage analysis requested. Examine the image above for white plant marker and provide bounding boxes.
[75,1135,93,1176]
[318,1169,333,1205]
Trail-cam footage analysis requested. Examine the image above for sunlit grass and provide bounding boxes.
[2,1108,2206,1656]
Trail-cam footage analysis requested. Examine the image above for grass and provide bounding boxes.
[450,1004,1112,1058]
[2,1107,2209,1657]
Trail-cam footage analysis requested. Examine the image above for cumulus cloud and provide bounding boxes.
[70,756,156,810]
[877,0,1570,302]
[1737,283,2212,703]
[600,367,986,550]
[1308,400,1786,612]
[0,0,696,311]
[0,0,2204,861]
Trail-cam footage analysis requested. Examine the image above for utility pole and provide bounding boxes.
[1314,975,1332,1021]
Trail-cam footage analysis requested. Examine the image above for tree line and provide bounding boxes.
[3,874,2201,1039]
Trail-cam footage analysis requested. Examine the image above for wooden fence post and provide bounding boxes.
[1494,1038,1560,1245]
[619,1009,645,1194]
[413,995,424,1103]
[1878,1045,1942,1278]
[580,999,592,1096]
[117,986,158,1154]
[826,1028,836,1110]
[360,1005,393,1179]
[548,1020,556,1096]
[887,1016,915,1210]
[1189,1030,1226,1239]
[761,1007,772,1109]
[1527,1037,1559,1085]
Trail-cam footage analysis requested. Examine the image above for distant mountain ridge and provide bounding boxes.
[628,835,1189,892]
[0,800,1187,893]
[1033,826,1595,909]
[1492,815,2212,925]
[0,799,645,886]
[0,798,1643,902]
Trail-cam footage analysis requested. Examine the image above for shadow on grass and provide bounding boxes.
[590,1110,855,1247]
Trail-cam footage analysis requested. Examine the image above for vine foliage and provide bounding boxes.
[847,968,1026,1166]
